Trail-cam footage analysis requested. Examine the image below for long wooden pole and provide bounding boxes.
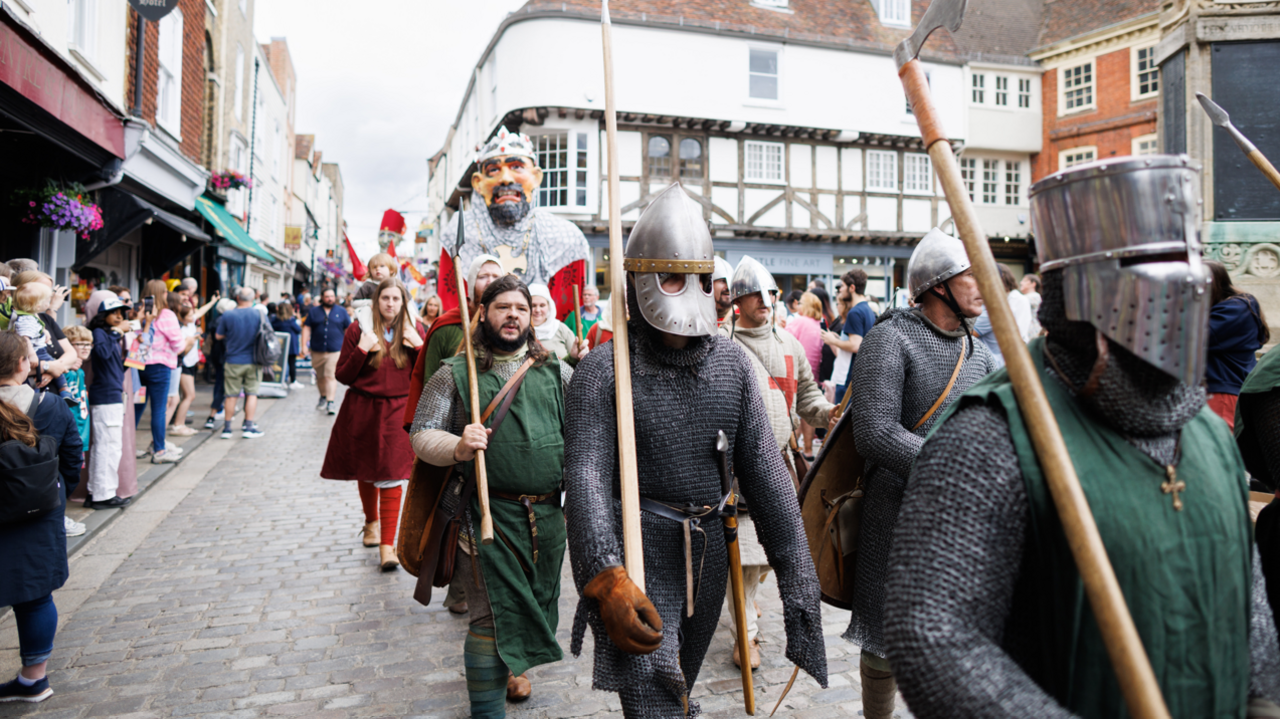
[452,241,494,545]
[601,0,644,588]
[573,285,585,343]
[898,58,1168,718]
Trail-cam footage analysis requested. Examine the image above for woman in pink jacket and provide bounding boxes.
[134,280,191,464]
[785,292,826,457]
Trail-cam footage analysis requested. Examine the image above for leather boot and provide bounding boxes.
[860,659,897,719]
[379,545,399,571]
[506,673,531,701]
[362,521,378,547]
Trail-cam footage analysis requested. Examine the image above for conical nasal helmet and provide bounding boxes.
[730,255,780,303]
[907,228,970,301]
[623,183,717,337]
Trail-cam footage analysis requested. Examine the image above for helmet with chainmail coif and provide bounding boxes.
[623,183,717,337]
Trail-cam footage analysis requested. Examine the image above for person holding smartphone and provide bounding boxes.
[133,281,185,464]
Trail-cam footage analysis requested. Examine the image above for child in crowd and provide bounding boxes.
[85,293,131,509]
[351,253,400,334]
[62,326,93,452]
[11,282,73,404]
[170,302,200,436]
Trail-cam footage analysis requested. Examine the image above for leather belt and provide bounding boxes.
[621,493,731,617]
[492,490,560,564]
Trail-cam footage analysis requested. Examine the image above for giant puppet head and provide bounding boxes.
[471,127,544,227]
[377,210,407,253]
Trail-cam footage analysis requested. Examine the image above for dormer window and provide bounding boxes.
[875,0,910,27]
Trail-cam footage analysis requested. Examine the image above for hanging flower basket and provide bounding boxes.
[210,170,252,190]
[17,182,104,239]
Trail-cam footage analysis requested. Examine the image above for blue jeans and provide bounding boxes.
[134,363,171,452]
[13,594,56,666]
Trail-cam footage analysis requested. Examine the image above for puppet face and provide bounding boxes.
[472,155,543,226]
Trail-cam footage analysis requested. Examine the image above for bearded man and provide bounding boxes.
[884,157,1280,717]
[410,274,572,717]
[564,183,827,717]
[844,228,999,719]
[719,255,834,668]
[712,256,733,325]
[440,126,589,312]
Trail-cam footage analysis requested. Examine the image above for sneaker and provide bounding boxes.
[221,424,234,439]
[326,401,336,416]
[151,449,181,464]
[213,410,225,420]
[202,416,218,430]
[290,382,304,390]
[64,515,86,537]
[317,396,327,411]
[0,675,53,703]
[242,424,264,439]
[136,443,152,459]
[169,425,197,436]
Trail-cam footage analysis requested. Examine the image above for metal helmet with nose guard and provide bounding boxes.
[623,183,717,337]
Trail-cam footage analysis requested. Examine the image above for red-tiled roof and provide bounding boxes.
[949,0,1042,64]
[514,0,964,61]
[1036,0,1158,49]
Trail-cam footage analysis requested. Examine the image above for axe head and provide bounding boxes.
[894,0,968,69]
[451,210,466,259]
[1195,92,1230,127]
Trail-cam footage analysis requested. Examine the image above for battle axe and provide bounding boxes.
[451,212,494,545]
[895,1,1170,717]
[1196,92,1280,193]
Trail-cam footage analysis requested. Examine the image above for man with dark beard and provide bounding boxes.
[883,156,1280,718]
[409,274,573,716]
[563,183,826,717]
[442,127,589,291]
[712,256,733,326]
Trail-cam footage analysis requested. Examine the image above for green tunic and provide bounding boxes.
[938,338,1253,718]
[447,356,567,677]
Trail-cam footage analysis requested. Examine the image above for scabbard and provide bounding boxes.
[724,513,756,715]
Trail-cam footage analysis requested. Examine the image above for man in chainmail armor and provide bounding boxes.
[884,156,1280,717]
[410,274,573,717]
[564,183,827,717]
[719,254,834,668]
[844,228,998,718]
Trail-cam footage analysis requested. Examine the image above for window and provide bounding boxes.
[1018,78,1032,108]
[1004,162,1021,205]
[867,150,898,192]
[1060,146,1097,169]
[745,141,784,182]
[533,131,589,208]
[748,48,778,101]
[233,46,245,121]
[576,132,588,207]
[995,76,1008,106]
[1133,134,1158,155]
[68,0,98,66]
[903,153,932,194]
[1132,46,1159,99]
[876,0,910,26]
[959,157,977,201]
[156,8,183,135]
[648,135,671,178]
[679,138,703,180]
[981,159,999,204]
[971,73,985,104]
[1062,61,1094,112]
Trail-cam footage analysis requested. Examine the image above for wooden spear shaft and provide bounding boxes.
[899,59,1168,718]
[601,0,645,588]
[573,285,585,344]
[454,254,494,545]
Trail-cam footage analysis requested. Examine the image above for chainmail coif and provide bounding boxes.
[843,307,999,657]
[882,270,1280,717]
[564,283,827,718]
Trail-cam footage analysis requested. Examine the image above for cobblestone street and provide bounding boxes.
[0,386,906,719]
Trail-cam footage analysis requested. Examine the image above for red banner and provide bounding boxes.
[0,14,125,158]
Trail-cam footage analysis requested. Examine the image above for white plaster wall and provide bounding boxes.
[902,199,932,233]
[709,137,737,183]
[815,146,838,191]
[13,0,129,112]
[866,196,897,232]
[711,185,737,224]
[841,148,863,192]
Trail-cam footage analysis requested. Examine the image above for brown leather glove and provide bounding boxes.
[583,565,663,655]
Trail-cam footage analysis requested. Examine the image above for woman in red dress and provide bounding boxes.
[321,278,426,571]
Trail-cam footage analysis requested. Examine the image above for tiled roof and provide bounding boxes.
[949,0,1042,65]
[512,0,965,62]
[295,134,314,161]
[1036,0,1158,49]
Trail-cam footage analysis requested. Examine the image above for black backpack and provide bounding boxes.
[254,311,283,368]
[0,393,62,524]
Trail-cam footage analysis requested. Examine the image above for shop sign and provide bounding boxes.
[0,17,125,157]
[127,0,180,22]
[284,226,302,250]
[724,250,832,275]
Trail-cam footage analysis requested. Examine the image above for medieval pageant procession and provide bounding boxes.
[5,0,1280,717]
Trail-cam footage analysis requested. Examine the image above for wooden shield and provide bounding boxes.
[396,458,453,578]
[797,409,866,609]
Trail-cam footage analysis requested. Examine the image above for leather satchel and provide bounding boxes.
[406,357,536,606]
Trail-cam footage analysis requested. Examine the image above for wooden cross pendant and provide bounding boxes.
[1162,465,1186,511]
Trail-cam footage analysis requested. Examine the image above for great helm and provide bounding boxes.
[907,228,971,301]
[623,183,717,336]
[730,255,780,304]
[1029,154,1210,386]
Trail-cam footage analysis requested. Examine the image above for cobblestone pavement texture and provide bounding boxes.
[0,385,911,719]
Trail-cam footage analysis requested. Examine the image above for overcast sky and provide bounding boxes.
[254,0,527,258]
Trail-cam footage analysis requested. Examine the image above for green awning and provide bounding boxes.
[194,195,276,262]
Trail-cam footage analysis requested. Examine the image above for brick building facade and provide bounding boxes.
[1028,0,1160,181]
[125,0,208,165]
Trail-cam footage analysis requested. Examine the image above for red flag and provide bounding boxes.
[438,248,461,314]
[345,234,367,281]
[401,260,426,285]
[546,259,588,322]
